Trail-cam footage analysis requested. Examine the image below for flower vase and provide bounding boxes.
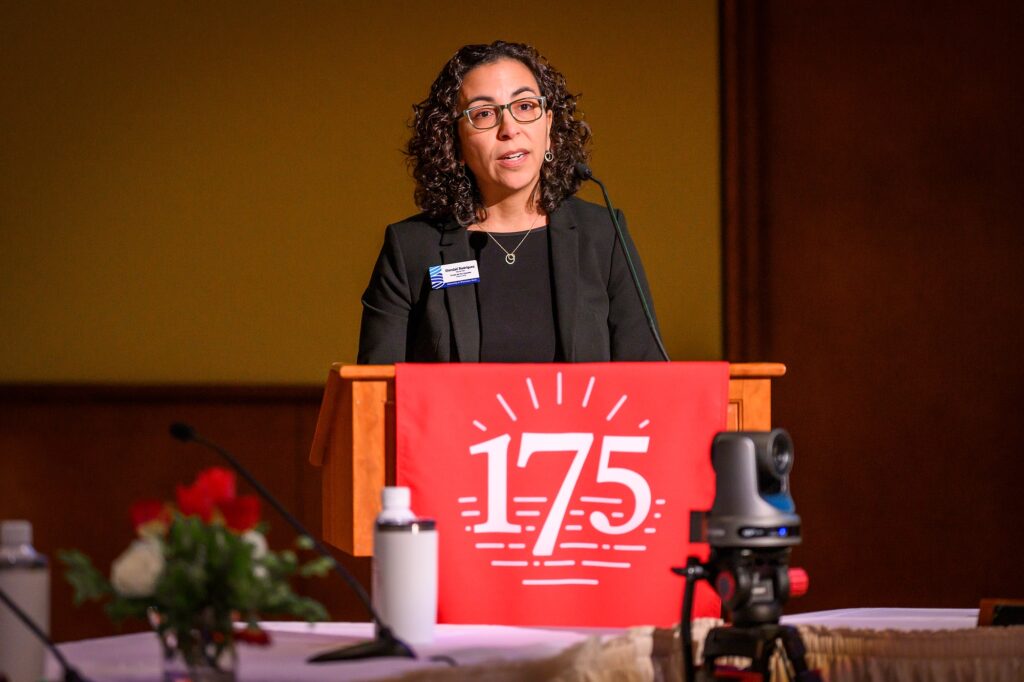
[159,629,237,682]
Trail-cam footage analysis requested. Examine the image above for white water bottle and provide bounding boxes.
[0,520,50,682]
[371,487,437,644]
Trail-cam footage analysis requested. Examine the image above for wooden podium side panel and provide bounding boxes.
[319,374,352,553]
[316,374,388,556]
[349,380,388,555]
[728,378,772,431]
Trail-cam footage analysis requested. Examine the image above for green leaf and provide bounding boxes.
[299,556,335,578]
[58,550,111,603]
[105,597,150,623]
[289,595,330,622]
[278,549,298,570]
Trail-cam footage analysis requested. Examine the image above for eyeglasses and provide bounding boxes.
[460,96,547,130]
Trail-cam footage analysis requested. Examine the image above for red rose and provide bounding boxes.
[220,495,260,532]
[194,467,236,504]
[130,499,167,530]
[176,482,214,521]
[234,625,271,646]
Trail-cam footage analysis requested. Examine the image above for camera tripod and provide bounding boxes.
[699,622,819,681]
[674,554,821,682]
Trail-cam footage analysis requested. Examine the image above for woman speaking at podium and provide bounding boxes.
[358,41,663,364]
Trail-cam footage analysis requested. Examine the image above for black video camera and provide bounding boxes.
[689,429,803,626]
[677,429,818,682]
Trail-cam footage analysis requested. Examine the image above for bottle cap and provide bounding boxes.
[1,520,33,547]
[381,486,411,511]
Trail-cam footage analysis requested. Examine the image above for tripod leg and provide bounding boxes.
[777,626,822,682]
[752,636,776,676]
[701,626,774,680]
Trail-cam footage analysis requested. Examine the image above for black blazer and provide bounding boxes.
[357,196,662,363]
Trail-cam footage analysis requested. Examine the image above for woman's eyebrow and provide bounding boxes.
[465,94,496,106]
[465,86,539,107]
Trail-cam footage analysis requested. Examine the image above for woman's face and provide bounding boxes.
[457,58,552,210]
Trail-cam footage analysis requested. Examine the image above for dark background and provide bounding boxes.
[722,0,1024,611]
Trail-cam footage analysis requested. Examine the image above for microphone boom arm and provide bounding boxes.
[576,163,671,362]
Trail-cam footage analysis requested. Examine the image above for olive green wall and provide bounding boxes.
[1,1,720,384]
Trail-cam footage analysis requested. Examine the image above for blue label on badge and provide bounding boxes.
[429,265,445,289]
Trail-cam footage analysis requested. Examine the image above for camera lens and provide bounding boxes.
[771,431,793,475]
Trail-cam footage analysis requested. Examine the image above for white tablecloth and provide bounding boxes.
[48,622,650,681]
[783,607,979,630]
[48,609,1024,682]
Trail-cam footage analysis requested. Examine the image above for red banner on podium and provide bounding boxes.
[396,362,727,627]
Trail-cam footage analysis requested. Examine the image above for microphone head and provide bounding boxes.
[169,422,196,442]
[574,162,593,181]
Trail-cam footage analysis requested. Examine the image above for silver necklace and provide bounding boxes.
[480,213,542,265]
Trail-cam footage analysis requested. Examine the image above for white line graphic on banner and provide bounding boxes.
[581,376,596,407]
[523,579,598,586]
[526,378,539,409]
[605,395,628,421]
[496,394,517,421]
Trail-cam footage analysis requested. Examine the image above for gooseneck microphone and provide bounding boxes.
[169,422,415,663]
[0,587,91,682]
[575,162,671,362]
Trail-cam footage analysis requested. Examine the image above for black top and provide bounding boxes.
[469,227,558,362]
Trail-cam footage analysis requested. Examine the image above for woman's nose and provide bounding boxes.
[496,111,520,139]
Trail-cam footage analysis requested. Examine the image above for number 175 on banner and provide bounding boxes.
[468,432,656,556]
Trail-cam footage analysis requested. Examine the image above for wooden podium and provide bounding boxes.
[308,362,785,556]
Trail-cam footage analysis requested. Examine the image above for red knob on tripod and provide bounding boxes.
[788,567,809,597]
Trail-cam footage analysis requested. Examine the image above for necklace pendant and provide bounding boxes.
[505,253,516,265]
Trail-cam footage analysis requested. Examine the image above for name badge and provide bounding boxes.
[430,260,480,289]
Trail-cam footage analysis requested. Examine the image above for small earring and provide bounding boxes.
[544,150,554,163]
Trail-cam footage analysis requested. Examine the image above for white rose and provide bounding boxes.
[242,530,269,579]
[242,530,267,559]
[110,538,165,597]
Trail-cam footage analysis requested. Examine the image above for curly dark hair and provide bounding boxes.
[406,41,592,227]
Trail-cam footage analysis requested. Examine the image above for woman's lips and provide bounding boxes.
[497,150,529,168]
